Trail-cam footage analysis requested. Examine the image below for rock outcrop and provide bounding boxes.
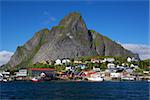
[6,12,139,68]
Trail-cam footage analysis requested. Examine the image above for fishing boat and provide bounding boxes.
[31,77,41,82]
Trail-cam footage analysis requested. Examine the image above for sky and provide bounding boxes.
[0,0,149,65]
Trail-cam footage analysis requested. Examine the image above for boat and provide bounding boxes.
[87,77,103,81]
[87,74,104,82]
[31,77,41,82]
[121,77,135,81]
[3,79,8,82]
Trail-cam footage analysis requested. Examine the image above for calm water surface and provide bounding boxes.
[0,81,149,100]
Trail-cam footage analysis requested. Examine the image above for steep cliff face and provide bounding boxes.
[8,29,49,67]
[7,12,139,68]
[89,30,139,58]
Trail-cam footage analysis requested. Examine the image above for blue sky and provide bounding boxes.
[0,0,149,52]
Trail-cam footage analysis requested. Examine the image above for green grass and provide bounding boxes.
[54,26,65,29]
[9,31,48,70]
[89,30,95,33]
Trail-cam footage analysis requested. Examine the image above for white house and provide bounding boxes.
[62,59,71,64]
[116,65,125,69]
[91,59,100,63]
[130,64,139,69]
[103,58,115,62]
[127,57,132,62]
[93,67,101,72]
[0,73,3,81]
[65,66,72,71]
[143,71,149,74]
[131,57,138,62]
[16,69,27,77]
[122,63,125,66]
[110,72,121,78]
[133,65,139,69]
[125,68,133,74]
[55,59,62,65]
[107,63,115,69]
[127,57,138,62]
[107,58,115,62]
[74,60,82,64]
[2,71,10,78]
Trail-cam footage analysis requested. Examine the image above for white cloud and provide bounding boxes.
[0,51,14,66]
[122,43,150,60]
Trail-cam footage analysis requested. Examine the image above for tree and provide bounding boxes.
[100,63,107,71]
[139,59,150,69]
[54,65,65,72]
[76,67,82,72]
[134,68,143,73]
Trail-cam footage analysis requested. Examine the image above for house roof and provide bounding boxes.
[145,66,150,68]
[27,68,55,71]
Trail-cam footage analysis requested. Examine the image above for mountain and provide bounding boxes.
[6,12,139,68]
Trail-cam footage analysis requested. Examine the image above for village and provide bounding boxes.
[0,56,150,82]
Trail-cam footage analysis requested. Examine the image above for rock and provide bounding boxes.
[6,12,139,68]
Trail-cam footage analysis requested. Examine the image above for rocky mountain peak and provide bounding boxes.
[58,12,88,33]
[4,12,139,69]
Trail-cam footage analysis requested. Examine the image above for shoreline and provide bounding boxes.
[1,79,150,83]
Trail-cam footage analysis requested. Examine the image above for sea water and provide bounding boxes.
[0,81,149,100]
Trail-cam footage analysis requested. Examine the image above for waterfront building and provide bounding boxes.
[15,69,27,80]
[110,72,121,79]
[1,71,10,78]
[0,73,3,81]
[28,68,56,78]
[83,71,103,81]
[16,69,27,77]
[0,71,11,81]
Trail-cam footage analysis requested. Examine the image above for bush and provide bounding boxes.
[54,65,65,71]
[89,30,95,33]
[30,63,50,68]
[54,26,65,29]
[100,63,107,71]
